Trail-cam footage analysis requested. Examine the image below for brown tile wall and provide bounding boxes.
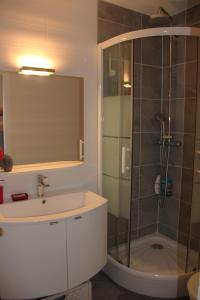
[173,2,200,27]
[158,36,198,242]
[131,36,162,240]
[172,3,200,248]
[98,0,148,43]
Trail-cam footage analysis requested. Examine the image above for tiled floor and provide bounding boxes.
[92,272,190,300]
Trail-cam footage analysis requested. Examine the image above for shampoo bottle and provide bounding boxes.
[160,177,173,197]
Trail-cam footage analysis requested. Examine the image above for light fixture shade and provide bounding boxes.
[19,66,55,76]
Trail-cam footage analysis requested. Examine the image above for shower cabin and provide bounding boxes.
[98,26,200,298]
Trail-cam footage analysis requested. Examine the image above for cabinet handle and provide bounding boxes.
[0,227,4,236]
[49,221,58,225]
[79,140,84,161]
[74,216,82,220]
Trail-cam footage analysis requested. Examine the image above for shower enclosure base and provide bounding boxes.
[104,234,193,298]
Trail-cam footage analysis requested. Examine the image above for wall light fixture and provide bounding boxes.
[19,66,55,76]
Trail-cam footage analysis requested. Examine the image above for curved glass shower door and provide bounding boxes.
[101,41,133,266]
[100,26,200,298]
[187,36,200,272]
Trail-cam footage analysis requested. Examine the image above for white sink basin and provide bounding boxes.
[0,192,85,218]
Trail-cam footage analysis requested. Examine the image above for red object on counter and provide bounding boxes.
[0,185,3,204]
[0,148,3,160]
[11,193,29,201]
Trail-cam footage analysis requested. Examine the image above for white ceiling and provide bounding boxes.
[104,0,200,16]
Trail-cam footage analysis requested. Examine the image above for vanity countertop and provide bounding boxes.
[0,190,107,224]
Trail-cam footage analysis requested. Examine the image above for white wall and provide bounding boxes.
[0,0,98,201]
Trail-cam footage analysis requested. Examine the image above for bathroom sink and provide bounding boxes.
[0,192,86,218]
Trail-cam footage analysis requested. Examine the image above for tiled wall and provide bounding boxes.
[98,0,148,43]
[157,3,200,245]
[158,36,198,242]
[173,2,200,27]
[131,37,162,239]
[99,0,200,252]
[188,43,200,268]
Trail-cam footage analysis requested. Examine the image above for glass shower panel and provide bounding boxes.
[187,37,200,272]
[130,36,163,244]
[102,41,132,266]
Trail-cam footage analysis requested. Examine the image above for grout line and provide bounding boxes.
[98,17,137,29]
[102,135,131,139]
[141,63,162,69]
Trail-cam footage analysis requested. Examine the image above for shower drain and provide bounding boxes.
[151,243,164,250]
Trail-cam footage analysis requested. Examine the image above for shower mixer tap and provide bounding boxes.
[162,135,172,139]
[157,139,182,147]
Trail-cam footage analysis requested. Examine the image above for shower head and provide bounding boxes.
[149,7,173,26]
[155,113,166,123]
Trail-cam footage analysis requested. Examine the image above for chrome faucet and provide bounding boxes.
[37,175,50,197]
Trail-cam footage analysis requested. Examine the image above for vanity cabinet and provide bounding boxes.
[0,221,68,299]
[67,204,107,289]
[0,195,107,300]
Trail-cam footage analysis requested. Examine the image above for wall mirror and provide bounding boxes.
[0,72,84,168]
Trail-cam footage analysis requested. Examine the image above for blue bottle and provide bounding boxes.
[160,177,173,197]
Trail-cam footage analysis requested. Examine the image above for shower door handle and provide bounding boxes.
[121,146,126,174]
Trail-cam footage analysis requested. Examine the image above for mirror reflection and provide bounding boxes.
[0,72,84,166]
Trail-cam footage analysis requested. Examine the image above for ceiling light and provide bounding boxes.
[19,66,55,76]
